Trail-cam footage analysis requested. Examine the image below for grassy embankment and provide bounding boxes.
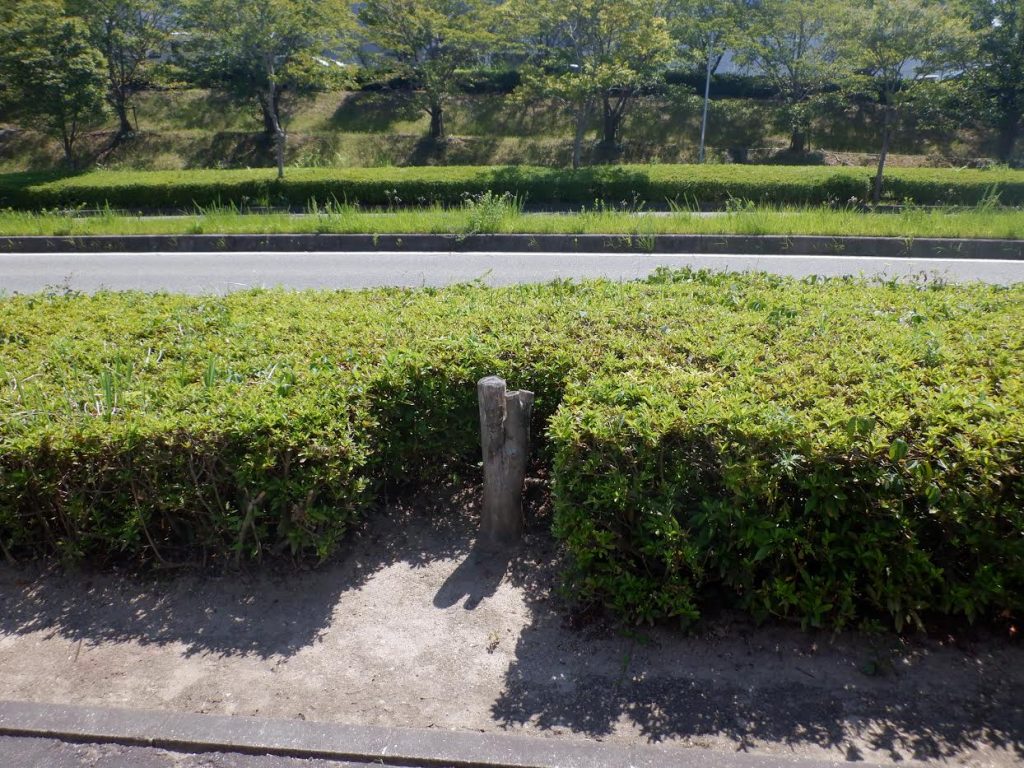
[0,88,986,172]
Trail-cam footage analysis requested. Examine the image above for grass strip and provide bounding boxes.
[1,203,1023,240]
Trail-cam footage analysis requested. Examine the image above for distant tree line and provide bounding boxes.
[0,0,1020,196]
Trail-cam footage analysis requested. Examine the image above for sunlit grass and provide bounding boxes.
[1,201,1022,240]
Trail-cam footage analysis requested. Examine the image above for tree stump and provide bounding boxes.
[477,376,534,548]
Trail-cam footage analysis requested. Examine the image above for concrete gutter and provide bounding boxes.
[0,233,1022,259]
[0,699,881,768]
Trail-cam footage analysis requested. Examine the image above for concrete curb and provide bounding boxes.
[1,233,1023,259]
[0,700,875,768]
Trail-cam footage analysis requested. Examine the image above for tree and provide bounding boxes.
[662,0,744,161]
[0,0,107,168]
[963,0,1024,163]
[734,0,841,153]
[182,0,350,178]
[836,0,973,202]
[66,0,168,138]
[507,0,672,167]
[357,0,494,143]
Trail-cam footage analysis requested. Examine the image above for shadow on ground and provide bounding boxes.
[491,516,1024,764]
[0,485,477,659]
[1,478,1021,764]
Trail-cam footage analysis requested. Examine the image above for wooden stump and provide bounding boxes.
[477,376,534,548]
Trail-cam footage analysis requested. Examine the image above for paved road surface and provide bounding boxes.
[0,736,375,768]
[0,251,1021,294]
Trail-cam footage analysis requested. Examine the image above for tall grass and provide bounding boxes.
[0,203,1022,240]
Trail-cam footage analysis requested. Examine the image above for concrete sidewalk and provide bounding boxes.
[0,700,878,768]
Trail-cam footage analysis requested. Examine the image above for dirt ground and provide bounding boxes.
[0,486,1021,766]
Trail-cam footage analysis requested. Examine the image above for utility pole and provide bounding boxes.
[699,49,713,163]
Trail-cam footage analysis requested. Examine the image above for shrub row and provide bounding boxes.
[2,164,1024,212]
[1,273,1022,629]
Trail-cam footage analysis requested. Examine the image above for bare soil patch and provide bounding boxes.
[0,484,1020,766]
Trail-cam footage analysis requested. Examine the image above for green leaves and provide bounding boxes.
[357,0,496,139]
[547,271,1024,630]
[0,271,1022,631]
[0,1,107,167]
[5,164,1024,212]
[889,437,910,461]
[506,0,672,160]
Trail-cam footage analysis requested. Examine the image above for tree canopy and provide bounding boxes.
[357,0,495,142]
[0,0,107,167]
[181,0,351,175]
[964,0,1024,161]
[835,0,973,201]
[506,0,672,166]
[66,0,168,136]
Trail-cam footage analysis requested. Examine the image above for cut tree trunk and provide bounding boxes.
[477,376,534,549]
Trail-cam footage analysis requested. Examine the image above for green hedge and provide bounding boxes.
[2,164,1024,211]
[1,274,1022,629]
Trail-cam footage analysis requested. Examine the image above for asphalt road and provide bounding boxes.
[0,250,1021,294]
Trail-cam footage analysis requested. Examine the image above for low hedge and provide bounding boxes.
[550,271,1024,629]
[1,273,1022,629]
[2,164,1024,211]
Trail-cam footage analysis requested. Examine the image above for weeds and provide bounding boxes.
[460,191,524,235]
[0,201,1022,240]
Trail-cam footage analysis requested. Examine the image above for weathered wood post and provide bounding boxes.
[478,376,534,548]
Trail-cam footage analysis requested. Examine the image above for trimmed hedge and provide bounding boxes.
[550,271,1024,629]
[3,164,1024,211]
[1,273,1022,629]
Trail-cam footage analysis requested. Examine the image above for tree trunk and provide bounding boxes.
[428,104,445,142]
[997,116,1021,164]
[789,129,807,154]
[261,53,286,179]
[572,103,590,169]
[274,131,285,179]
[61,132,76,170]
[601,97,620,147]
[261,100,277,136]
[873,104,894,205]
[262,86,286,179]
[113,92,133,137]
